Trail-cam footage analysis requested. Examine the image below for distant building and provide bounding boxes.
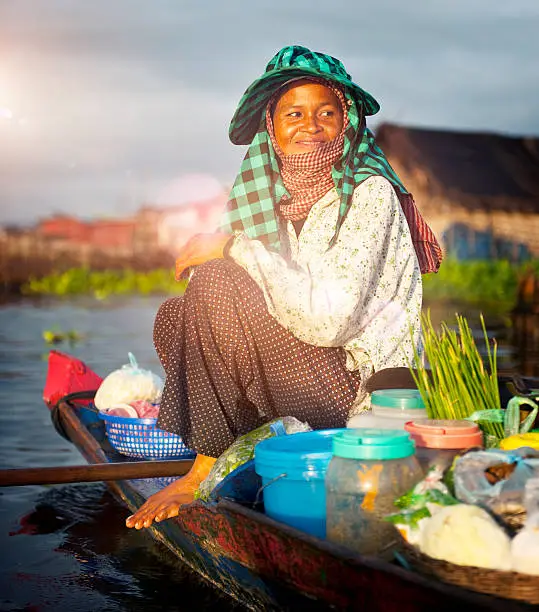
[88,219,137,255]
[376,123,539,260]
[30,190,228,258]
[37,215,90,242]
[0,180,230,284]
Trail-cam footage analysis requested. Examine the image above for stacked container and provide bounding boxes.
[348,389,427,430]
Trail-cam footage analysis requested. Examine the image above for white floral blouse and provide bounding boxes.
[228,175,423,413]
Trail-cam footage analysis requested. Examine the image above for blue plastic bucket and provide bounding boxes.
[254,428,344,538]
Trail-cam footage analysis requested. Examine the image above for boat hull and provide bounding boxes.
[53,397,529,611]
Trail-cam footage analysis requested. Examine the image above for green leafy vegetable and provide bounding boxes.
[410,312,504,443]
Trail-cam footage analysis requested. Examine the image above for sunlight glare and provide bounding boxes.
[0,106,13,121]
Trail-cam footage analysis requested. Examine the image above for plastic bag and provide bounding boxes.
[195,416,311,501]
[386,466,458,545]
[419,503,512,571]
[103,400,160,419]
[464,396,539,448]
[94,353,163,411]
[43,350,103,408]
[453,448,539,527]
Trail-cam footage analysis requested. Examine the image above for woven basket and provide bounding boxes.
[401,538,539,604]
[98,412,196,460]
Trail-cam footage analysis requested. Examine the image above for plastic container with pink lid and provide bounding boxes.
[404,419,483,473]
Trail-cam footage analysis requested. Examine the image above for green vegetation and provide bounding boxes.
[21,260,539,307]
[422,259,539,311]
[43,329,85,344]
[410,312,505,445]
[23,267,187,299]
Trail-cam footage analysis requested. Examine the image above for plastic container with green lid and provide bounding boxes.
[332,428,416,459]
[325,429,423,557]
[347,389,427,429]
[404,419,483,473]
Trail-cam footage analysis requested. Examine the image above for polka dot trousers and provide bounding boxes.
[154,259,360,458]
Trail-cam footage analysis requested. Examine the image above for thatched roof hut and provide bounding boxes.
[376,124,539,259]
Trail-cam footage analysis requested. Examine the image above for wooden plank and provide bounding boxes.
[0,458,194,487]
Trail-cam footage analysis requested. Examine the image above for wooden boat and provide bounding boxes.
[43,356,537,612]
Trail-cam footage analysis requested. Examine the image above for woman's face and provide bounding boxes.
[272,81,344,155]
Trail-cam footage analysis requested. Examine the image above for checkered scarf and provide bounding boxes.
[266,77,349,221]
[219,84,442,274]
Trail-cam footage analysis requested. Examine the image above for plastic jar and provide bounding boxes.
[347,389,427,430]
[404,419,483,473]
[325,429,423,558]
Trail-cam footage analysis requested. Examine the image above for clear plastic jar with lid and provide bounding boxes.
[347,389,427,430]
[325,429,423,557]
[404,419,483,473]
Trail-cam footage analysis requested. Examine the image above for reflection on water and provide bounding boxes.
[0,297,537,611]
[511,312,539,378]
[4,485,242,612]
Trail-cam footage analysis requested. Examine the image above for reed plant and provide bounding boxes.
[410,312,505,442]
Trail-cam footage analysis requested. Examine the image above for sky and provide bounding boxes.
[0,0,538,225]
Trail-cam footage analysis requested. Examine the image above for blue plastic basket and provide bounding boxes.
[98,412,196,460]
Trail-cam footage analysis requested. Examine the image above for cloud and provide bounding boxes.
[0,0,537,223]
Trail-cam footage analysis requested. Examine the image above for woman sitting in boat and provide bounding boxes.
[126,45,442,530]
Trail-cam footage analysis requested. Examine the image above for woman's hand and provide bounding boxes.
[175,232,232,281]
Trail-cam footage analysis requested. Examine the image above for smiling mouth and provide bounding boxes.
[295,140,325,147]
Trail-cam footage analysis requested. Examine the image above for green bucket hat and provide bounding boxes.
[229,45,380,145]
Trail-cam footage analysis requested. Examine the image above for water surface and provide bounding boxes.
[0,297,537,611]
[0,297,242,611]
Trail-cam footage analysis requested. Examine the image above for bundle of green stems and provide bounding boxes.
[410,312,505,441]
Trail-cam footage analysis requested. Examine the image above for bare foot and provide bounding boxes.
[125,454,216,529]
[125,478,196,529]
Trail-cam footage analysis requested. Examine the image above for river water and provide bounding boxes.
[0,297,537,611]
[0,297,242,612]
